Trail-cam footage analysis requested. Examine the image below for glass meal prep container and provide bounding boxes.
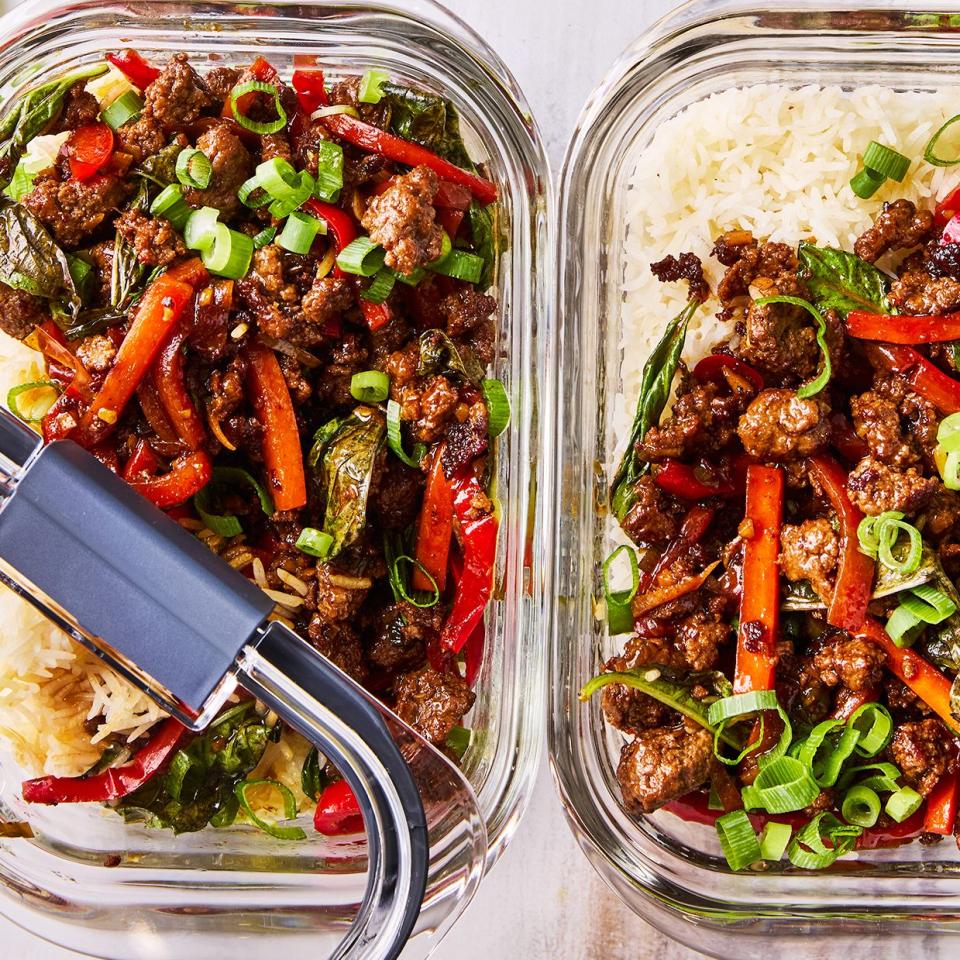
[551,2,960,957]
[0,1,550,958]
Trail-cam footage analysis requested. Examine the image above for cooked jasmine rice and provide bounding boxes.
[617,84,960,437]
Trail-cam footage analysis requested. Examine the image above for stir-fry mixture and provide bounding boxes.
[0,51,503,837]
[583,135,960,870]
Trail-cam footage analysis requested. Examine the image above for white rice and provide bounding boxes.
[618,83,960,437]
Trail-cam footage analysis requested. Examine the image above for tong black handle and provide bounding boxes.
[239,621,428,960]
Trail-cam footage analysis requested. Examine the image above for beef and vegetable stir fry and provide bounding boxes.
[0,50,504,837]
[584,137,960,870]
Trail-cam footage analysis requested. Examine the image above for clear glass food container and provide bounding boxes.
[551,2,960,957]
[0,1,550,957]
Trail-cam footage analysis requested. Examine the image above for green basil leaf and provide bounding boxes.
[320,406,386,557]
[133,141,184,189]
[418,328,484,383]
[0,203,81,322]
[797,241,893,318]
[610,298,698,520]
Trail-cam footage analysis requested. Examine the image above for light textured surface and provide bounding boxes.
[0,0,702,956]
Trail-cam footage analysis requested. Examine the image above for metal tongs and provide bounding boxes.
[0,409,485,959]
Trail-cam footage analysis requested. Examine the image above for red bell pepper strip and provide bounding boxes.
[936,184,960,228]
[222,56,279,122]
[321,113,498,206]
[633,561,720,616]
[638,505,716,594]
[734,465,783,694]
[303,199,356,279]
[654,460,736,499]
[66,123,114,182]
[829,687,878,722]
[437,207,466,239]
[136,379,179,443]
[858,617,960,733]
[413,446,454,592]
[923,764,960,835]
[847,309,960,344]
[128,451,212,508]
[692,354,764,393]
[463,620,485,688]
[439,463,498,653]
[22,717,185,804]
[314,779,364,835]
[76,269,198,446]
[943,213,960,246]
[122,438,160,483]
[808,453,875,633]
[361,301,392,332]
[433,180,473,210]
[291,69,328,115]
[866,342,960,415]
[153,329,206,451]
[245,342,307,511]
[106,50,160,90]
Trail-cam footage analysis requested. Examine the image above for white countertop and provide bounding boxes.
[0,0,701,956]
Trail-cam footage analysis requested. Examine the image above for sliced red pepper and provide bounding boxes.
[734,464,783,694]
[807,453,874,633]
[433,180,473,210]
[321,112,498,206]
[867,342,960,415]
[122,438,159,482]
[638,504,716,594]
[153,329,206,451]
[291,68,328,115]
[41,392,81,443]
[463,619,485,688]
[314,778,364,835]
[437,207,466,239]
[304,199,356,279]
[829,687,877,722]
[245,342,307,511]
[654,460,736,500]
[106,50,160,90]
[128,450,212,508]
[67,123,114,182]
[75,269,198,447]
[136,379,179,444]
[847,309,960,344]
[936,184,960,228]
[857,617,960,733]
[923,762,960,836]
[439,462,498,653]
[413,446,454,592]
[22,717,185,804]
[90,442,120,475]
[692,354,764,394]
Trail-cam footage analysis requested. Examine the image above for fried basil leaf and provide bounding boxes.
[133,141,184,189]
[0,63,107,190]
[610,298,699,520]
[797,242,893,318]
[117,703,275,834]
[418,328,484,383]
[580,666,742,748]
[0,203,81,321]
[918,556,960,673]
[300,747,329,803]
[320,406,386,557]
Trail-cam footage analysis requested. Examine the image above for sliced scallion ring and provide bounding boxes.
[310,104,360,120]
[235,779,306,840]
[850,167,886,200]
[7,380,59,424]
[256,157,303,202]
[740,755,820,814]
[862,141,910,181]
[184,206,220,253]
[149,182,190,230]
[786,812,861,870]
[841,784,882,828]
[754,296,830,399]
[602,544,639,608]
[314,139,344,202]
[885,785,923,823]
[337,236,386,277]
[707,689,793,769]
[925,113,960,167]
[901,582,957,624]
[229,80,287,135]
[253,226,277,249]
[295,527,334,559]
[101,89,142,130]
[938,411,960,453]
[885,603,923,647]
[202,223,254,280]
[481,378,510,437]
[758,821,792,862]
[361,267,396,304]
[837,760,902,794]
[389,554,440,608]
[875,517,922,575]
[715,809,761,871]
[429,248,484,285]
[350,370,390,403]
[848,702,894,757]
[386,398,425,467]
[277,211,325,255]
[358,68,389,105]
[175,146,213,189]
[238,174,271,209]
[942,449,960,490]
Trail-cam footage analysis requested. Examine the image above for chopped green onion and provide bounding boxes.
[238,174,271,209]
[741,755,820,814]
[194,496,242,537]
[837,761,902,794]
[234,779,306,841]
[101,89,142,130]
[707,781,724,811]
[902,582,957,624]
[361,267,396,304]
[787,813,861,869]
[296,527,334,559]
[862,141,910,181]
[602,544,640,608]
[885,785,923,823]
[876,517,922,575]
[848,702,894,757]
[255,157,303,203]
[482,378,510,437]
[754,296,830,399]
[759,821,792,862]
[175,146,213,189]
[358,68,389,104]
[715,809,761,871]
[606,599,634,635]
[886,602,923,646]
[925,114,960,166]
[350,370,390,403]
[183,206,220,253]
[394,266,427,287]
[430,248,484,285]
[311,104,359,120]
[253,226,277,249]
[277,211,325,255]
[938,412,960,453]
[229,80,287,135]
[314,139,344,202]
[202,223,253,280]
[841,784,882,828]
[707,690,792,768]
[386,398,425,467]
[431,230,453,266]
[942,449,960,490]
[193,465,275,536]
[7,380,58,424]
[850,167,886,199]
[795,718,859,787]
[857,511,902,558]
[4,160,34,201]
[337,236,386,277]
[389,554,440,608]
[445,726,472,760]
[149,182,190,231]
